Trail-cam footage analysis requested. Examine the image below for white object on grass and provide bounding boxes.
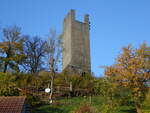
[45,88,51,93]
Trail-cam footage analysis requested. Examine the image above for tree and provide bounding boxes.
[105,43,150,113]
[45,29,62,103]
[0,26,26,73]
[23,36,46,74]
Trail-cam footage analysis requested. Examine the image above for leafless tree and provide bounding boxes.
[23,36,46,74]
[45,29,62,103]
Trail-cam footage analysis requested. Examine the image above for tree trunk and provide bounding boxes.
[49,75,54,103]
[135,102,143,113]
[3,62,8,73]
[49,58,55,104]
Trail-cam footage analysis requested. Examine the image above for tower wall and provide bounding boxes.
[62,10,91,73]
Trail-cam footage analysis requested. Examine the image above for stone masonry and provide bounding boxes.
[62,10,91,74]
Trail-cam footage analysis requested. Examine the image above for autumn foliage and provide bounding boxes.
[105,43,150,113]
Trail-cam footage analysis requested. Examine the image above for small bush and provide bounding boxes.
[72,103,96,113]
[27,95,41,107]
[143,90,150,113]
[0,73,20,96]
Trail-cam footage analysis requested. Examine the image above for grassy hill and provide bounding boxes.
[32,96,137,113]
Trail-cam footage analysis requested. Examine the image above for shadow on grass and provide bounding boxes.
[32,104,65,113]
[120,108,136,113]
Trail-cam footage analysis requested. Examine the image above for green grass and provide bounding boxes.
[32,96,138,113]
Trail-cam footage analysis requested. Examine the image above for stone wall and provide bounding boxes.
[62,10,91,74]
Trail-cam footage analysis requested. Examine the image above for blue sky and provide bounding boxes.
[0,0,150,76]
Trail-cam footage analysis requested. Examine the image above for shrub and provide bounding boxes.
[143,90,150,113]
[72,103,96,113]
[0,72,20,96]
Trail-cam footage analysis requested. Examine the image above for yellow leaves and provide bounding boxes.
[105,66,119,77]
[104,43,150,101]
[0,41,23,53]
[0,42,9,52]
[122,81,129,87]
[133,87,140,92]
[132,87,142,98]
[144,73,150,79]
[0,41,25,72]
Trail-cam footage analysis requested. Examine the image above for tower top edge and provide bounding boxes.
[64,10,89,24]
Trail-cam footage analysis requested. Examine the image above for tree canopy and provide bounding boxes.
[105,43,150,113]
[0,26,26,72]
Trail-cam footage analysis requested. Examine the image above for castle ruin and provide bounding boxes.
[62,10,91,74]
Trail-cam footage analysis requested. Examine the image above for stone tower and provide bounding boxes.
[62,10,91,74]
